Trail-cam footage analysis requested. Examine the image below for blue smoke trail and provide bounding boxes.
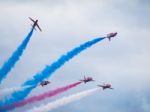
[0,29,34,84]
[0,37,105,106]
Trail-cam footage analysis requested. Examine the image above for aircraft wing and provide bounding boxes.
[36,24,42,32]
[29,17,35,22]
[97,85,103,87]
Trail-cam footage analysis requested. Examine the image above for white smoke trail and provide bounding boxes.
[28,88,99,112]
[0,85,32,98]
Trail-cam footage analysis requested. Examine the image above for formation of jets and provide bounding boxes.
[29,17,117,41]
[29,17,116,90]
[39,78,114,90]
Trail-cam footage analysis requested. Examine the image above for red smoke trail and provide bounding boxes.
[0,81,82,111]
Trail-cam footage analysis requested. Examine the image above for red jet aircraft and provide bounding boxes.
[40,80,50,87]
[29,17,42,32]
[106,32,117,41]
[97,83,113,90]
[80,76,94,83]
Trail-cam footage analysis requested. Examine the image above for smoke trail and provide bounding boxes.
[0,81,82,111]
[0,28,34,84]
[0,85,32,99]
[0,37,105,106]
[28,88,99,112]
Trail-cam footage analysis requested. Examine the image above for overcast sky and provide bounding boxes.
[0,0,150,112]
